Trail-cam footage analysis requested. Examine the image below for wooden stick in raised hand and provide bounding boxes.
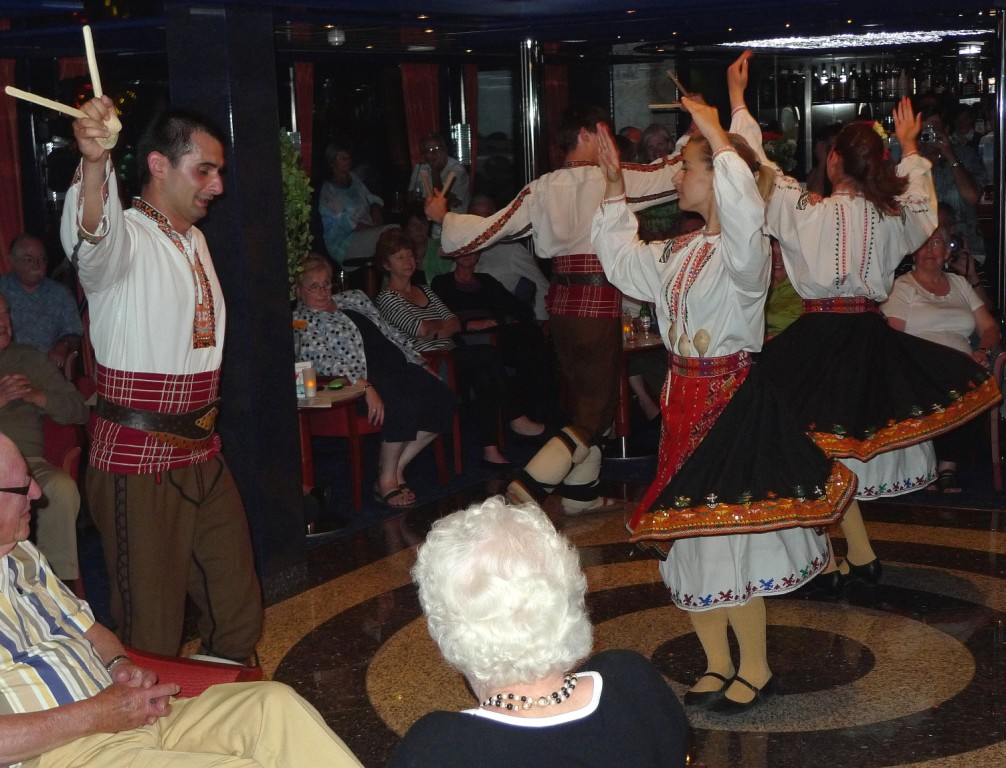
[438,171,457,200]
[666,70,689,98]
[81,25,121,149]
[4,86,87,119]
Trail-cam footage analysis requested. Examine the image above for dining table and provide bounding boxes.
[297,379,366,534]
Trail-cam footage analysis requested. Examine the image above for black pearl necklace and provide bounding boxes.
[481,673,578,711]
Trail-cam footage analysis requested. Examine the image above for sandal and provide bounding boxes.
[936,469,962,494]
[373,487,415,508]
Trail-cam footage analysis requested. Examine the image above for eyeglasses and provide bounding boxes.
[13,256,45,266]
[422,146,443,155]
[0,483,32,495]
[303,280,333,293]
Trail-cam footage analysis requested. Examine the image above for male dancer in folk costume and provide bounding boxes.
[426,105,680,515]
[60,98,263,661]
[592,51,856,713]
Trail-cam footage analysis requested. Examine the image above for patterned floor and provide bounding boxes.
[245,478,1006,767]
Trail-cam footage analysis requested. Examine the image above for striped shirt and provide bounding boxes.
[0,543,108,715]
[376,286,456,353]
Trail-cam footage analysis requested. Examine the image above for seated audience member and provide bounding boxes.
[466,195,550,322]
[940,205,994,311]
[294,254,455,508]
[881,228,1001,493]
[621,296,663,424]
[1,234,82,372]
[640,122,674,162]
[374,229,544,467]
[387,496,688,768]
[401,203,453,284]
[618,125,643,160]
[0,433,363,768]
[614,133,638,163]
[0,293,87,583]
[764,237,803,340]
[408,134,471,214]
[431,250,556,423]
[918,103,987,265]
[318,142,386,266]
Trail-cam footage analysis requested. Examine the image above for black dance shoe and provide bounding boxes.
[683,672,732,708]
[710,674,778,715]
[795,569,844,601]
[843,557,882,584]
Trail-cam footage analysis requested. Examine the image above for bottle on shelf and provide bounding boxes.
[839,63,849,100]
[847,62,860,100]
[827,65,838,101]
[872,63,885,100]
[962,64,978,98]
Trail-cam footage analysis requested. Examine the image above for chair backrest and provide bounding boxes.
[125,646,263,698]
[42,417,82,483]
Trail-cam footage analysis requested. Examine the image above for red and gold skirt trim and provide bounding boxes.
[628,461,857,556]
[811,375,1002,461]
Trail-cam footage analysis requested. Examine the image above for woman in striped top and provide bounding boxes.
[375,228,545,467]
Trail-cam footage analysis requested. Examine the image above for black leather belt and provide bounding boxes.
[550,272,612,287]
[95,396,220,450]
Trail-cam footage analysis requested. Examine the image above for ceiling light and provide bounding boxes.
[724,28,992,50]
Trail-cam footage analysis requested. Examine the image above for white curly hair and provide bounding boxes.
[412,496,593,689]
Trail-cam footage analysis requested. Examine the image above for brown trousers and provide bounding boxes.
[549,314,622,442]
[87,455,263,661]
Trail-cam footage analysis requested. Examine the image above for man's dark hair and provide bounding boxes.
[556,104,611,154]
[137,108,228,188]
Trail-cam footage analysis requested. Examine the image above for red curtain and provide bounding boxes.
[58,56,88,81]
[462,64,478,186]
[294,62,313,175]
[544,62,569,172]
[0,19,21,272]
[400,63,439,166]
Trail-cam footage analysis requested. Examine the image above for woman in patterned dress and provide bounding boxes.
[294,253,455,507]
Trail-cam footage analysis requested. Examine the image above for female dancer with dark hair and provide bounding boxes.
[593,52,856,714]
[732,66,1000,586]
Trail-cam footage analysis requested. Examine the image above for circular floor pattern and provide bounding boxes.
[274,544,1005,768]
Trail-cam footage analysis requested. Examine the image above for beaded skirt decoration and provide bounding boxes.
[628,357,857,557]
[758,309,1002,461]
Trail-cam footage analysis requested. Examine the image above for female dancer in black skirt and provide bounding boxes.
[593,52,856,714]
[732,65,1000,584]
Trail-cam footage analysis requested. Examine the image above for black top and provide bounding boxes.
[431,272,535,331]
[386,649,688,768]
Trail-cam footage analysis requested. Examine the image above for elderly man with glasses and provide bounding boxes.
[0,433,364,768]
[0,292,88,587]
[0,234,83,373]
[408,133,471,214]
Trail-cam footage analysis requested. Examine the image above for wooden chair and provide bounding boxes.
[305,376,452,510]
[125,646,263,698]
[41,416,85,597]
[421,348,464,474]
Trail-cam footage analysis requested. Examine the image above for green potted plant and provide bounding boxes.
[279,130,313,296]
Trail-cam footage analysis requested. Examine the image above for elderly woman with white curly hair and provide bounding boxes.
[387,497,688,767]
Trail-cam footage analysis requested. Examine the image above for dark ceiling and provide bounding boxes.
[0,0,1000,61]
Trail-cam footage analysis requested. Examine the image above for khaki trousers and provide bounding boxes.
[87,456,263,660]
[31,681,363,767]
[27,456,81,581]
